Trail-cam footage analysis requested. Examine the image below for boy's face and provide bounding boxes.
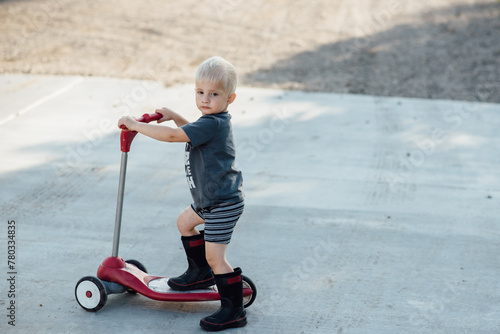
[195,80,236,115]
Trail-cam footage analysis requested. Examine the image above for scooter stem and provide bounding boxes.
[112,112,162,256]
[112,152,128,257]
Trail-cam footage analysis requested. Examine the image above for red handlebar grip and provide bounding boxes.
[137,112,163,123]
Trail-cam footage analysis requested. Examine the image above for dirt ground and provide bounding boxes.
[1,0,499,103]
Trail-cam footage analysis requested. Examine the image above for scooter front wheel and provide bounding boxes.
[75,276,107,312]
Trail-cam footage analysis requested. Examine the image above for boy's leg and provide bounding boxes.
[205,242,233,274]
[201,241,246,331]
[177,205,205,236]
[168,205,214,291]
[200,265,247,331]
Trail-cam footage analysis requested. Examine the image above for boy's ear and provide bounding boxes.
[227,93,236,104]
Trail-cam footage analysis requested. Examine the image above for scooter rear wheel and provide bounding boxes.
[242,275,257,308]
[125,259,148,294]
[75,276,107,312]
[125,259,147,273]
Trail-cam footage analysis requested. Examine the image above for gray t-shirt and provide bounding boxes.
[181,112,243,209]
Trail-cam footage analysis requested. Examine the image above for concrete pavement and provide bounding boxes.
[0,74,499,333]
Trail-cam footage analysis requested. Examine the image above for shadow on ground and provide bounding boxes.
[243,2,500,103]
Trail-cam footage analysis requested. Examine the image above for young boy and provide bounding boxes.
[117,56,246,331]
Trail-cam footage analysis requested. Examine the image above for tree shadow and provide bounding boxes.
[243,2,500,103]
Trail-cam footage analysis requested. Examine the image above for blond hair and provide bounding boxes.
[195,56,238,95]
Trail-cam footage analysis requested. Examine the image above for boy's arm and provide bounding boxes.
[118,116,190,143]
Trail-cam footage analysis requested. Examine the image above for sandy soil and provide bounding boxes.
[1,0,499,103]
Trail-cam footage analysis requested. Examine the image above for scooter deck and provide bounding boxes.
[97,256,221,302]
[97,256,252,302]
[148,278,217,294]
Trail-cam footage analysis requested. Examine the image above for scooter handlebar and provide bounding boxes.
[120,112,163,130]
[120,112,163,152]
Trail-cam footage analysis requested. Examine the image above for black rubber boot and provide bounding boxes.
[200,268,247,331]
[168,231,215,291]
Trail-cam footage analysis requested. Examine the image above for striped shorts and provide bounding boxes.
[191,200,244,244]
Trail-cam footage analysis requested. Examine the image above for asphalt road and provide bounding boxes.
[0,74,499,333]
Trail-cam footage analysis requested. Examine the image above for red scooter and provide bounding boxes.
[75,112,256,312]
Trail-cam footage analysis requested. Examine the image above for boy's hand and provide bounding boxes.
[117,116,137,131]
[155,107,175,123]
[154,107,190,127]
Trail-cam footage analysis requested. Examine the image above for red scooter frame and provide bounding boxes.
[75,112,256,312]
